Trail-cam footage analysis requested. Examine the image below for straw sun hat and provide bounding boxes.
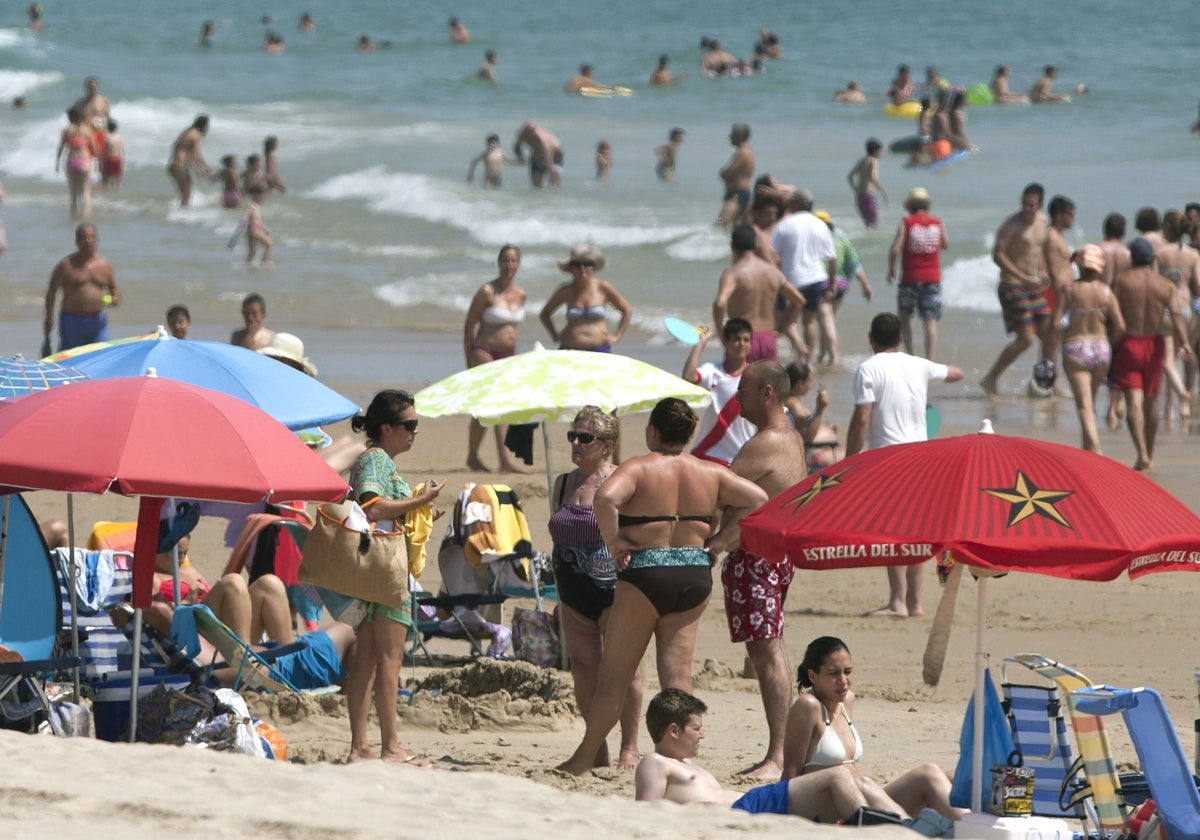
[258,332,317,377]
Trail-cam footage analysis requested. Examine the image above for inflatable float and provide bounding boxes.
[965,83,994,106]
[882,100,922,118]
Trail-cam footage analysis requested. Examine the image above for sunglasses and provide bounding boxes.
[392,419,419,433]
[566,431,597,444]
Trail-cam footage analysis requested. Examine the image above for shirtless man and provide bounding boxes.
[699,39,736,77]
[476,50,497,83]
[1156,210,1200,416]
[1111,238,1191,470]
[1042,195,1078,385]
[714,227,803,363]
[833,81,866,104]
[846,138,888,229]
[513,121,562,188]
[989,65,1029,104]
[708,362,807,779]
[1030,66,1070,103]
[72,76,110,128]
[166,114,212,207]
[564,64,613,95]
[1099,213,1131,287]
[650,55,685,86]
[749,195,782,267]
[980,183,1050,398]
[448,17,470,44]
[716,124,754,227]
[43,223,120,352]
[230,292,275,350]
[655,128,685,181]
[635,689,868,822]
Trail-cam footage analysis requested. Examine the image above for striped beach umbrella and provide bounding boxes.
[0,355,89,400]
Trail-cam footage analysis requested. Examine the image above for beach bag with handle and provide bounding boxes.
[299,499,409,609]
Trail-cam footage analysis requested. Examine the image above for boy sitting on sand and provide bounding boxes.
[635,688,866,822]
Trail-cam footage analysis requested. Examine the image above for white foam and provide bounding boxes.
[664,230,728,262]
[0,69,61,100]
[308,167,698,248]
[943,254,1001,313]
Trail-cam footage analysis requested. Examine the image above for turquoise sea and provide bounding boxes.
[1,0,1198,419]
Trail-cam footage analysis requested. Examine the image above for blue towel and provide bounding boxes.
[169,604,203,660]
[951,668,1017,809]
[53,548,117,613]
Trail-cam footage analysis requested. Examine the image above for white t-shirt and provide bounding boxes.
[770,212,837,289]
[852,351,949,450]
[690,361,756,465]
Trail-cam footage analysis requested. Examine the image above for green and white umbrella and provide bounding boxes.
[415,344,711,495]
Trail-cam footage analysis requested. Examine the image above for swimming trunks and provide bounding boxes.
[926,139,952,160]
[897,282,943,321]
[58,309,108,351]
[618,546,712,617]
[804,702,864,769]
[617,513,713,527]
[855,192,879,227]
[723,188,752,213]
[997,283,1051,334]
[1110,334,1165,398]
[747,329,778,363]
[473,343,515,362]
[102,156,123,179]
[1063,337,1112,372]
[731,779,791,815]
[722,547,794,643]
[481,304,526,325]
[799,284,826,312]
[222,190,241,208]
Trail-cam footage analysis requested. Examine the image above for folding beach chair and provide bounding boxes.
[1010,653,1132,838]
[0,494,81,734]
[1073,686,1200,840]
[1000,659,1082,821]
[53,547,134,681]
[180,603,299,693]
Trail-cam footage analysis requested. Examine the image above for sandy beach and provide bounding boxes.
[8,401,1200,837]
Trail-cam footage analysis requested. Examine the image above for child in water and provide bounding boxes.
[595,140,612,181]
[101,119,125,191]
[217,155,241,208]
[466,134,517,188]
[244,184,273,264]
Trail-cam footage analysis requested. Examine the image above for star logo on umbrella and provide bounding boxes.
[983,471,1074,528]
[783,469,849,514]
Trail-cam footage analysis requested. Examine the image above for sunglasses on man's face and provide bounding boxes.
[566,431,596,444]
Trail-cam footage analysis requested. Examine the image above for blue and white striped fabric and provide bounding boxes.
[1002,680,1082,820]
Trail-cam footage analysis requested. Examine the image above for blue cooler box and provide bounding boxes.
[93,670,191,742]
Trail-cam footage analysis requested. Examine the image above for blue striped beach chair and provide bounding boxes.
[1000,659,1081,821]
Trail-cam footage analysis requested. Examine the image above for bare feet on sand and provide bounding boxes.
[980,376,999,401]
[466,454,492,472]
[499,458,533,474]
[1134,458,1152,472]
[555,757,592,777]
[348,747,430,766]
[867,605,908,618]
[735,758,783,780]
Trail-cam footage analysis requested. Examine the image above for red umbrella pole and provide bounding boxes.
[129,496,164,743]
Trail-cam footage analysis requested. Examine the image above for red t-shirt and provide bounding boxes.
[900,213,943,284]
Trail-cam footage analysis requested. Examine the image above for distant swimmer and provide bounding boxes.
[263,31,284,54]
[217,155,241,208]
[72,76,111,133]
[477,50,498,83]
[467,133,518,188]
[833,81,866,104]
[357,34,375,52]
[650,55,686,86]
[264,136,286,194]
[887,64,915,105]
[846,138,888,229]
[240,153,268,196]
[922,66,950,95]
[1030,66,1070,103]
[28,3,42,31]
[243,183,273,265]
[716,123,754,227]
[513,121,562,188]
[565,64,613,95]
[449,17,470,44]
[199,20,214,48]
[655,128,685,181]
[299,12,314,32]
[166,114,212,207]
[595,141,612,182]
[699,38,736,77]
[101,118,124,191]
[989,65,1029,104]
[753,28,782,60]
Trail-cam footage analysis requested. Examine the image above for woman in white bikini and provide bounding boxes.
[1052,244,1125,453]
[783,636,965,825]
[462,244,529,472]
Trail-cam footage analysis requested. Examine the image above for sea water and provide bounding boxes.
[1,0,1197,410]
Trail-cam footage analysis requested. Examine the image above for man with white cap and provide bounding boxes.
[887,187,947,360]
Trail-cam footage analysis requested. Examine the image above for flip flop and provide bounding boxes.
[663,317,703,346]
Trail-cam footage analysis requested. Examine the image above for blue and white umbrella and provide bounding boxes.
[0,355,89,399]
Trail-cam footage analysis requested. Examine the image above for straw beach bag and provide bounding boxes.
[299,500,409,609]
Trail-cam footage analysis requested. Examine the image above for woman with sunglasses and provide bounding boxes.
[539,243,632,352]
[558,397,767,776]
[550,406,643,770]
[327,389,444,763]
[463,244,530,472]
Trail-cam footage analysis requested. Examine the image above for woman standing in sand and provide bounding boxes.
[783,636,964,827]
[557,398,765,776]
[325,390,444,763]
[539,243,632,352]
[55,108,96,220]
[550,406,643,770]
[1052,244,1125,453]
[462,244,529,472]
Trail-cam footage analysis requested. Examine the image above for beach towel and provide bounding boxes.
[951,668,1017,809]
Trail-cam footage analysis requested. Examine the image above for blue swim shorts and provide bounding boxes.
[731,779,790,815]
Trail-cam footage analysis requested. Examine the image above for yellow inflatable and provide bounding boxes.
[883,100,922,118]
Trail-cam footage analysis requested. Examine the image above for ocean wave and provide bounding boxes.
[943,254,1000,313]
[0,69,61,100]
[308,167,700,248]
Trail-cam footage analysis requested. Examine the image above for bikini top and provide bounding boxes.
[804,702,863,769]
[565,303,607,322]
[481,304,526,325]
[617,513,713,528]
[1069,284,1109,318]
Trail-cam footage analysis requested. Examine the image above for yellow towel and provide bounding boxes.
[404,483,433,579]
